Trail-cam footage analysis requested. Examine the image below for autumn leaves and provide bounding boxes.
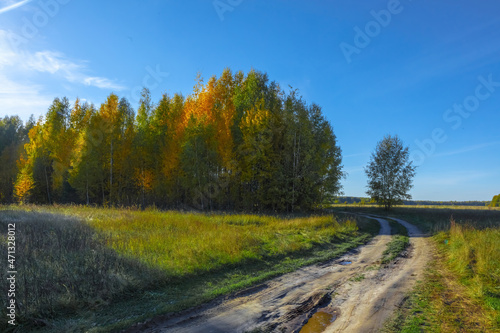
[12,69,344,211]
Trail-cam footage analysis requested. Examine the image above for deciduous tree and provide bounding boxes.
[365,135,416,210]
[490,194,500,207]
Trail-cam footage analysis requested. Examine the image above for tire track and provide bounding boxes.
[125,215,429,333]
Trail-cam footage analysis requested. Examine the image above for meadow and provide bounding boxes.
[2,204,497,332]
[0,205,378,332]
[333,204,500,332]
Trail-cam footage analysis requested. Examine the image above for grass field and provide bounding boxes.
[333,205,500,332]
[3,203,497,332]
[332,203,500,211]
[0,205,379,332]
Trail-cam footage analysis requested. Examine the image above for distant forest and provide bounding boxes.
[336,196,491,207]
[0,69,344,212]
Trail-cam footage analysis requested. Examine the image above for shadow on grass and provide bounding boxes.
[0,210,167,333]
[0,210,377,332]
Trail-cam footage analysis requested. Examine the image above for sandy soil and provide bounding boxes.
[125,215,429,333]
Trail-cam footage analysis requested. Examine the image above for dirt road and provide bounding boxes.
[126,215,429,333]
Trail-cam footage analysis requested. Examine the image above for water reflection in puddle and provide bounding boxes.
[339,261,352,265]
[299,310,337,333]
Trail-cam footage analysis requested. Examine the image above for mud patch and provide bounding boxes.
[299,308,338,333]
[271,291,334,333]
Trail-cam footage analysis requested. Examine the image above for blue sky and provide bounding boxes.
[0,0,499,201]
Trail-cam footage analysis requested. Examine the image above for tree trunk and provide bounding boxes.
[44,164,51,204]
[110,139,113,204]
[141,166,146,209]
[86,168,89,205]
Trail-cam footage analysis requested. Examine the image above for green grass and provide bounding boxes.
[434,222,500,328]
[381,219,410,264]
[0,209,165,332]
[85,209,359,275]
[333,205,500,233]
[0,205,379,332]
[383,249,499,332]
[350,273,365,282]
[381,235,410,264]
[381,278,438,333]
[332,203,500,212]
[340,206,500,332]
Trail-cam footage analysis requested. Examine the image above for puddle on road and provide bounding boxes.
[299,309,337,333]
[338,261,352,265]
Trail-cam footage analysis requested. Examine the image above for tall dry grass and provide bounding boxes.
[434,220,500,326]
[0,205,362,331]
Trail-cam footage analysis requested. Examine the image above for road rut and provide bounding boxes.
[126,215,429,333]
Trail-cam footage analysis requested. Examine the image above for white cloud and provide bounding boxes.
[0,31,19,67]
[0,0,32,15]
[0,29,126,119]
[26,50,78,74]
[82,76,125,90]
[435,142,500,158]
[0,29,126,90]
[0,74,52,120]
[23,50,126,90]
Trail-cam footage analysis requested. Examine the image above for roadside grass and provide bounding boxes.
[434,222,500,328]
[381,219,410,265]
[0,205,379,332]
[383,240,499,333]
[381,278,438,333]
[342,206,500,332]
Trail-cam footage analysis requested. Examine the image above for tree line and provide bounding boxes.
[1,69,344,212]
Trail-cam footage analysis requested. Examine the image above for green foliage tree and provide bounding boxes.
[44,97,72,201]
[238,98,275,210]
[113,98,136,205]
[152,93,184,204]
[20,120,52,203]
[133,88,156,208]
[9,69,344,211]
[365,135,416,210]
[0,116,32,203]
[68,103,101,204]
[490,194,500,207]
[232,70,278,210]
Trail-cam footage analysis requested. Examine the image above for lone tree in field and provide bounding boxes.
[365,135,416,210]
